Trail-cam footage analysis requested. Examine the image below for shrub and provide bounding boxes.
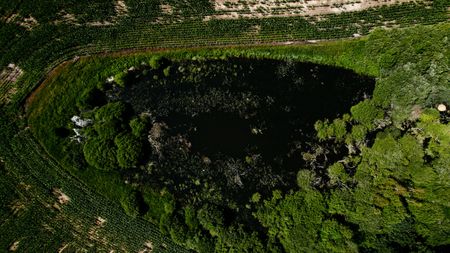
[163,66,171,77]
[114,71,127,87]
[94,101,128,122]
[350,124,368,143]
[76,88,105,110]
[297,170,315,190]
[419,108,440,123]
[184,205,200,230]
[94,120,122,140]
[149,56,162,69]
[197,204,224,237]
[130,117,149,137]
[120,191,140,217]
[351,100,384,130]
[327,163,348,186]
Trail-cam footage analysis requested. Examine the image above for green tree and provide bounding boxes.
[149,56,162,69]
[94,101,127,122]
[408,109,450,246]
[327,162,349,186]
[314,118,348,142]
[297,169,315,190]
[197,204,224,237]
[347,124,367,145]
[91,101,128,139]
[94,120,122,139]
[215,225,265,253]
[318,220,358,253]
[129,117,149,137]
[114,133,143,168]
[255,189,325,252]
[83,137,117,171]
[350,99,384,130]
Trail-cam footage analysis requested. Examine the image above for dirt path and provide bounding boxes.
[24,61,71,113]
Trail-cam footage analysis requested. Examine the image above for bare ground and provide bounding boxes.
[204,0,429,20]
[3,14,38,30]
[138,241,154,253]
[52,188,71,205]
[9,241,20,252]
[0,64,24,84]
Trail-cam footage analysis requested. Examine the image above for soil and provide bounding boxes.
[9,241,20,252]
[0,64,23,84]
[115,0,129,17]
[205,0,424,20]
[161,4,174,15]
[53,188,71,205]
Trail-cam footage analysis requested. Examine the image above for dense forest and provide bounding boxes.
[27,24,449,252]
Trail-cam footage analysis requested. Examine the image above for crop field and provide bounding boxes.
[0,114,189,252]
[0,0,449,252]
[1,0,449,106]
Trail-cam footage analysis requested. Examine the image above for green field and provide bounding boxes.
[1,0,449,252]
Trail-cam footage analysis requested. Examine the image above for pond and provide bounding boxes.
[112,58,375,203]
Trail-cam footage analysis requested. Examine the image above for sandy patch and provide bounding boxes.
[18,182,32,191]
[9,200,26,216]
[88,223,108,245]
[53,188,71,205]
[410,105,423,121]
[87,21,114,27]
[3,13,19,23]
[115,0,129,17]
[148,122,168,156]
[86,0,128,26]
[95,217,107,227]
[57,0,127,27]
[0,64,23,103]
[0,64,24,84]
[2,87,18,104]
[85,216,110,245]
[138,241,154,253]
[161,4,174,15]
[3,14,38,30]
[246,25,262,35]
[20,16,38,30]
[205,0,428,20]
[55,12,79,25]
[57,243,69,253]
[9,241,20,252]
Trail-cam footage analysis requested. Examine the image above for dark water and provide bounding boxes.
[119,58,375,201]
